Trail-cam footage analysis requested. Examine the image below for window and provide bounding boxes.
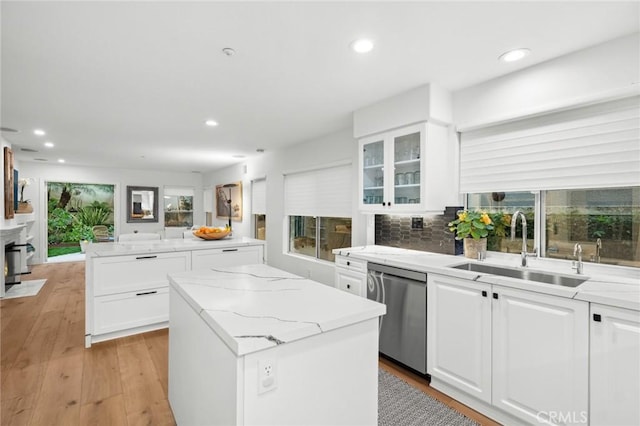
[466,186,640,268]
[467,192,536,253]
[252,178,266,240]
[545,187,639,268]
[255,214,266,240]
[164,187,194,227]
[289,216,351,262]
[284,161,353,262]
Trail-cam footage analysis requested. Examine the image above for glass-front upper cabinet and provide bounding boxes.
[361,138,385,208]
[359,123,427,212]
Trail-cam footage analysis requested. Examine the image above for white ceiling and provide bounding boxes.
[2,1,638,173]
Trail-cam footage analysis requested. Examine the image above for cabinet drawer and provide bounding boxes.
[191,245,263,270]
[93,251,190,296]
[335,255,367,273]
[335,269,366,297]
[93,287,168,335]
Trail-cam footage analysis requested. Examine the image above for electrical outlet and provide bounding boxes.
[258,359,277,394]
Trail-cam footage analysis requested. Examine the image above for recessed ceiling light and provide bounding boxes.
[499,48,531,63]
[21,148,38,153]
[44,141,54,148]
[256,148,265,153]
[222,47,235,57]
[34,158,48,162]
[205,120,218,127]
[232,155,246,159]
[0,127,19,133]
[350,38,374,54]
[58,158,65,163]
[34,129,46,136]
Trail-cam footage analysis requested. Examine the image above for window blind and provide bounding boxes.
[284,162,352,217]
[459,96,640,193]
[251,178,266,215]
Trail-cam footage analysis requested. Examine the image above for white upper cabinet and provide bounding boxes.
[359,122,453,213]
[354,83,456,214]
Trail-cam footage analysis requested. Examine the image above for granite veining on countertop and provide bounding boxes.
[85,236,265,257]
[168,264,386,356]
[334,245,640,311]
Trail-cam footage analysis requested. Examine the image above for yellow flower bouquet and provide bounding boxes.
[448,210,494,240]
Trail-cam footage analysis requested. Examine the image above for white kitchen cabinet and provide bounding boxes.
[492,287,589,425]
[590,304,640,426]
[427,274,589,426]
[93,251,191,296]
[427,275,492,403]
[93,286,169,335]
[334,255,367,297]
[191,245,263,270]
[86,251,191,346]
[358,122,452,213]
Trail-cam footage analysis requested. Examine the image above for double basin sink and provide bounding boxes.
[450,262,588,288]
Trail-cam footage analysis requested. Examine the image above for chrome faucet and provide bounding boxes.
[573,243,584,274]
[595,238,602,263]
[510,210,536,267]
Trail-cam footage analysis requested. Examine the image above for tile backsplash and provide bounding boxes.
[375,207,462,255]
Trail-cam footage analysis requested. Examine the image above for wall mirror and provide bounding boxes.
[126,186,158,223]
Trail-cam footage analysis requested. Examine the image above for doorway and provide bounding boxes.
[46,182,115,261]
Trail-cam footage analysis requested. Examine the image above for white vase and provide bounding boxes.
[463,238,487,260]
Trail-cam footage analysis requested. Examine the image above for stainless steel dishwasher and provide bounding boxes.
[367,263,427,374]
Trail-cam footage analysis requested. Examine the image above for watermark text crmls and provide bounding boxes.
[536,411,588,424]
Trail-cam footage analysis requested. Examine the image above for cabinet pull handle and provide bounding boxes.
[346,261,351,266]
[381,202,386,207]
[593,313,602,322]
[492,293,499,299]
[347,284,351,289]
[136,255,158,260]
[222,248,238,252]
[482,290,487,297]
[388,202,392,207]
[136,290,158,296]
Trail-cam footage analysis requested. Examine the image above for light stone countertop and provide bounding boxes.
[85,236,265,257]
[334,245,640,311]
[168,264,386,356]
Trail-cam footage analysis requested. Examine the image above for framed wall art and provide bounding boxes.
[215,182,242,222]
[4,147,15,219]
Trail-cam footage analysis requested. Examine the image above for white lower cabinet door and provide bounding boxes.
[94,287,169,335]
[590,304,640,426]
[491,287,589,425]
[427,275,492,403]
[191,246,263,270]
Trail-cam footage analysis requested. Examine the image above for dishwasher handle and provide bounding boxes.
[367,263,427,282]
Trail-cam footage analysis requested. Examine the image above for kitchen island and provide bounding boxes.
[84,236,265,347]
[168,264,386,426]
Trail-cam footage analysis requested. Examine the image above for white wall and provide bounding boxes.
[203,127,362,286]
[453,33,640,129]
[18,161,203,264]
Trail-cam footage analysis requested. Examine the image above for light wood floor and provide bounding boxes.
[1,262,500,426]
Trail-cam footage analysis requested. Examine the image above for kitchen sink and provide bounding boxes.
[450,262,588,287]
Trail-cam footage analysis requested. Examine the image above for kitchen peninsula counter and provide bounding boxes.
[84,235,265,257]
[84,236,266,347]
[168,264,386,426]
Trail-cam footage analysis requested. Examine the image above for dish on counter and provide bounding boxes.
[193,226,231,240]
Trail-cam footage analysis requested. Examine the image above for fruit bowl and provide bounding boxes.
[193,228,231,240]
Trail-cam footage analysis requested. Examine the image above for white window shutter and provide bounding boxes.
[251,178,266,215]
[284,162,352,217]
[460,96,640,193]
